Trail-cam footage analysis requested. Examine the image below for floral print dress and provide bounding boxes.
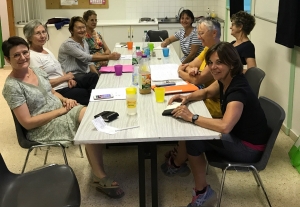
[85,31,108,70]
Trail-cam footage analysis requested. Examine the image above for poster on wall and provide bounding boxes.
[60,0,78,5]
[90,0,106,5]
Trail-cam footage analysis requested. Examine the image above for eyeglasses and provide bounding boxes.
[74,26,86,31]
[198,30,208,37]
[10,50,30,60]
[34,30,47,37]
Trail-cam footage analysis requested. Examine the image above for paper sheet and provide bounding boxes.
[120,55,132,60]
[154,45,169,50]
[92,117,117,134]
[90,88,126,102]
[150,64,181,81]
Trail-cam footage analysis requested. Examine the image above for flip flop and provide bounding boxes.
[92,176,125,199]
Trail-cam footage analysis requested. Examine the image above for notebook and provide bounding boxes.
[152,82,198,94]
[99,65,133,73]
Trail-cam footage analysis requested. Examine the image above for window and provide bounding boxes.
[227,0,252,13]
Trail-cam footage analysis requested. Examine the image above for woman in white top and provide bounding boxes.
[161,9,203,63]
[23,20,90,105]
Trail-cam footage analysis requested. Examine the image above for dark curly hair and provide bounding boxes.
[231,11,255,35]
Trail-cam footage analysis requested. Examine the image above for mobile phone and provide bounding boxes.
[94,94,114,100]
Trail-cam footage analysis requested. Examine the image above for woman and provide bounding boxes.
[58,16,119,88]
[230,11,256,69]
[168,42,270,206]
[2,36,124,199]
[161,17,223,172]
[161,10,203,63]
[83,10,121,71]
[23,20,90,106]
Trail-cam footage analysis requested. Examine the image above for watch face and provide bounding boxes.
[192,114,199,123]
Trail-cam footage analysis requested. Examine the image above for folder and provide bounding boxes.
[151,82,198,94]
[99,65,133,73]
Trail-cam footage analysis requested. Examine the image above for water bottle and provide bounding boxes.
[132,52,139,86]
[139,55,151,94]
[142,30,149,52]
[136,46,142,61]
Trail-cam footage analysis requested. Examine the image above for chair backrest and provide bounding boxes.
[10,111,40,149]
[244,67,265,97]
[0,153,9,177]
[147,30,169,42]
[256,96,285,170]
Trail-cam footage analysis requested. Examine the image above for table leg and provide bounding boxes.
[150,142,158,207]
[138,143,146,207]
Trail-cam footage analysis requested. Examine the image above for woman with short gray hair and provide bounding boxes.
[23,20,91,105]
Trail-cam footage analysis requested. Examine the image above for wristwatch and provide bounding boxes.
[192,114,199,124]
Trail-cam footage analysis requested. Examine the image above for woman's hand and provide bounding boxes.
[187,67,200,76]
[62,98,78,110]
[109,52,121,60]
[172,105,193,122]
[168,94,189,105]
[161,41,168,47]
[65,72,74,81]
[178,64,189,73]
[68,79,77,88]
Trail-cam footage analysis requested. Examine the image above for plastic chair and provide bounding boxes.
[147,30,169,42]
[11,111,84,173]
[0,153,81,207]
[244,67,266,97]
[205,96,285,207]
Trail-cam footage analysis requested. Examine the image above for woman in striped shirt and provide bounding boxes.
[161,10,203,63]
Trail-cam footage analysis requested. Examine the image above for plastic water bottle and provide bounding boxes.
[142,30,149,52]
[139,55,151,94]
[132,52,139,86]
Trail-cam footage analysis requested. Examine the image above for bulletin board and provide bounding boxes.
[46,0,109,9]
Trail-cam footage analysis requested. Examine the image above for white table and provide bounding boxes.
[74,43,220,207]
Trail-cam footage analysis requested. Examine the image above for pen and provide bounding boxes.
[159,36,164,42]
[156,82,176,87]
[115,126,140,131]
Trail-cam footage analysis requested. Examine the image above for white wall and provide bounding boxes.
[292,47,300,137]
[12,0,222,23]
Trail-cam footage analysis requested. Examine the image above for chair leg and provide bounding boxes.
[44,146,50,165]
[22,148,35,173]
[78,144,84,158]
[251,170,260,186]
[217,167,229,207]
[34,148,38,155]
[249,166,272,207]
[59,145,68,165]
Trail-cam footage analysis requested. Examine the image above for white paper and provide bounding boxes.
[154,45,169,50]
[120,55,132,60]
[150,64,181,81]
[92,117,117,134]
[165,102,181,110]
[90,88,126,102]
[175,80,188,85]
[60,0,78,5]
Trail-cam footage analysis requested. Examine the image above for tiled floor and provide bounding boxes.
[1,67,299,207]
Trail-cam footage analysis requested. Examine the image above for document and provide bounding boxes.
[150,64,181,81]
[120,55,132,60]
[60,0,78,5]
[90,88,126,102]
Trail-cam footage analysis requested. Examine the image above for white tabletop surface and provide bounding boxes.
[74,43,220,144]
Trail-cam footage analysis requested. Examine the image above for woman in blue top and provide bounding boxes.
[161,9,203,63]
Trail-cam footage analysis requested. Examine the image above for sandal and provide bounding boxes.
[92,175,125,199]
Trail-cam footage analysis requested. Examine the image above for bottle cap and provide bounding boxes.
[142,55,147,58]
[126,87,137,95]
[136,46,140,50]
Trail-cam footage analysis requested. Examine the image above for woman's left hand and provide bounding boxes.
[172,105,193,122]
[68,80,77,88]
[63,98,78,110]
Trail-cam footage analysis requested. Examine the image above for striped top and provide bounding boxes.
[58,38,93,74]
[174,27,203,62]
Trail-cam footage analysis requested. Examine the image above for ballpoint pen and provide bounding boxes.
[159,36,164,42]
[115,126,140,131]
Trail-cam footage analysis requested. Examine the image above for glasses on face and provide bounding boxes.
[198,30,208,37]
[34,30,47,37]
[10,50,30,60]
[74,26,86,31]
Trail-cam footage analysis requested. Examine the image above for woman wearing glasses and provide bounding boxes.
[83,10,121,71]
[2,36,125,199]
[23,20,90,105]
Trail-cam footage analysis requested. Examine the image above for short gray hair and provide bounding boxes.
[198,17,221,39]
[23,20,45,44]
